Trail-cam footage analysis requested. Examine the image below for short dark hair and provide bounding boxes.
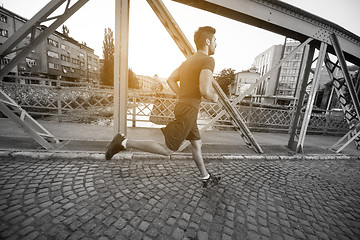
[194,26,216,50]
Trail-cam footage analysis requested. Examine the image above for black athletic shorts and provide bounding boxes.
[161,101,200,151]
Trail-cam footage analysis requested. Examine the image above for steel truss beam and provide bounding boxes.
[329,34,360,119]
[295,42,328,153]
[329,122,360,153]
[0,0,89,80]
[324,56,360,150]
[324,35,360,152]
[288,33,360,153]
[0,90,59,149]
[287,44,315,151]
[0,0,89,149]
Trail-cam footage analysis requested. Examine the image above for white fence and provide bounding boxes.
[0,78,349,134]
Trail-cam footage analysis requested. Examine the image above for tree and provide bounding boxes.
[101,28,139,88]
[128,68,139,89]
[214,68,236,96]
[62,25,70,36]
[101,28,114,86]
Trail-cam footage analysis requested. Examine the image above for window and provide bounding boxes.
[0,29,8,37]
[48,62,59,70]
[47,50,59,58]
[61,55,70,62]
[79,53,84,58]
[60,44,69,51]
[1,58,10,65]
[0,15,7,23]
[62,65,70,73]
[25,58,36,68]
[72,58,80,65]
[47,38,59,47]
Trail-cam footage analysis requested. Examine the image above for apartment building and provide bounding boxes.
[250,39,305,104]
[0,6,100,84]
[252,44,283,103]
[230,66,260,98]
[276,40,304,97]
[137,74,163,92]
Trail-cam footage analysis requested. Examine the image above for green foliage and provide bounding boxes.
[100,28,138,88]
[62,25,70,36]
[128,68,139,89]
[101,28,114,86]
[214,68,236,96]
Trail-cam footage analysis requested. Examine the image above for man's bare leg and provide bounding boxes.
[126,140,173,156]
[105,133,172,160]
[189,140,209,178]
[189,139,221,187]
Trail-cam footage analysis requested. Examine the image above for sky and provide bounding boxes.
[1,0,360,79]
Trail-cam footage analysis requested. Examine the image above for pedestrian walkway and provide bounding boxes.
[0,118,359,160]
[0,155,359,239]
[1,118,360,239]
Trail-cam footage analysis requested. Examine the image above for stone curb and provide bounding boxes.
[0,149,359,161]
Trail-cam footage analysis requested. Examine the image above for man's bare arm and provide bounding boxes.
[166,67,180,95]
[199,69,218,103]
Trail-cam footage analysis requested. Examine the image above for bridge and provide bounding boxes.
[0,0,359,154]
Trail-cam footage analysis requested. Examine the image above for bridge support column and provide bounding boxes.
[114,0,130,135]
[288,44,315,151]
[296,42,328,153]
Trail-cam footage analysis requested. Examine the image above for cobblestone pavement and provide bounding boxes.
[0,156,360,240]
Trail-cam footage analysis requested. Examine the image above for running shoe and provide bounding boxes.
[202,174,221,188]
[105,133,126,160]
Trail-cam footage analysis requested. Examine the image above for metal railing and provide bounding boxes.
[0,78,349,134]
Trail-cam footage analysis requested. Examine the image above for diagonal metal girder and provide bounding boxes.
[0,0,89,150]
[324,39,360,152]
[0,0,89,80]
[0,90,59,149]
[329,33,360,120]
[147,0,195,58]
[287,44,315,151]
[296,42,328,153]
[0,0,64,57]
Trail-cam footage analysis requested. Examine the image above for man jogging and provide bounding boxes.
[105,26,221,188]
